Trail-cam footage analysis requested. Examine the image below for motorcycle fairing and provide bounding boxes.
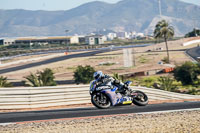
[101,88,122,106]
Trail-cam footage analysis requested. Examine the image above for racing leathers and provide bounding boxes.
[96,74,129,94]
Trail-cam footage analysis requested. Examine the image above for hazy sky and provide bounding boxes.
[1,0,200,11]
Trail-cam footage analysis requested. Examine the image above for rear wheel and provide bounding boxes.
[132,90,148,106]
[91,92,111,109]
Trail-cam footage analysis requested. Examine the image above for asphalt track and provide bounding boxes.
[0,44,151,74]
[186,46,200,61]
[0,49,111,74]
[1,45,199,75]
[0,101,200,123]
[0,46,200,124]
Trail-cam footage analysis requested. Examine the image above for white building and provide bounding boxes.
[85,35,107,45]
[136,33,145,38]
[107,33,117,40]
[129,31,137,39]
[1,38,16,45]
[14,36,80,45]
[116,32,130,39]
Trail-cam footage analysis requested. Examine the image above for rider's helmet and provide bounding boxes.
[93,71,103,81]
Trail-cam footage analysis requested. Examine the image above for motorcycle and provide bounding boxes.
[89,80,148,109]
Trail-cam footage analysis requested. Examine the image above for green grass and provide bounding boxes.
[138,55,149,63]
[89,56,115,60]
[127,75,200,95]
[99,62,115,66]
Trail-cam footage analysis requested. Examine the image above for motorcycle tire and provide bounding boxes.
[91,92,111,109]
[132,90,148,106]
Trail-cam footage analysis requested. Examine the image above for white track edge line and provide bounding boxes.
[0,123,16,126]
[136,108,200,115]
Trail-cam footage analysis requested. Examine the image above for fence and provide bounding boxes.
[0,85,90,109]
[1,85,200,110]
[183,39,200,46]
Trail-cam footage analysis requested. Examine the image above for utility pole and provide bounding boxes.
[65,30,69,52]
[192,18,198,36]
[158,0,162,17]
[133,48,136,66]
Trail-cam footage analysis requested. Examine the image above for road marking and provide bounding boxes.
[13,107,200,124]
[136,108,200,115]
[0,123,16,126]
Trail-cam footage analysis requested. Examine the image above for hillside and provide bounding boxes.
[0,0,200,37]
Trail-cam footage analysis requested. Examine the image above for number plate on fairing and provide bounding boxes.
[123,101,132,104]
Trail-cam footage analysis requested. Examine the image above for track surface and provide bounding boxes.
[0,49,111,74]
[0,101,200,123]
[186,46,200,61]
[0,44,152,74]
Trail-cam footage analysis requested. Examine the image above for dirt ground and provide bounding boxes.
[1,110,200,133]
[0,38,199,85]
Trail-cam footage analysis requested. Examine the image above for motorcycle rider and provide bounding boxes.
[93,71,130,94]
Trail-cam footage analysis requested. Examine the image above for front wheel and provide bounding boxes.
[132,90,148,106]
[91,92,111,109]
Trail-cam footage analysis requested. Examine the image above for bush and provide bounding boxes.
[173,61,200,85]
[187,88,200,95]
[74,65,95,84]
[25,68,56,87]
[0,76,13,87]
[158,76,177,91]
[162,57,169,64]
[113,73,125,82]
[137,76,158,88]
[185,28,200,37]
[139,56,148,63]
[38,68,56,86]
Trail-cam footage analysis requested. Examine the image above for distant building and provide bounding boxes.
[85,35,107,45]
[116,32,129,39]
[15,36,79,45]
[130,31,137,39]
[78,36,86,44]
[0,35,109,46]
[1,38,16,45]
[107,33,117,40]
[136,33,145,38]
[0,39,3,45]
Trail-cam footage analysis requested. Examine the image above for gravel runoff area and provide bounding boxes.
[0,110,200,133]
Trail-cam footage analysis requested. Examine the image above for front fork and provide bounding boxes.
[96,93,107,104]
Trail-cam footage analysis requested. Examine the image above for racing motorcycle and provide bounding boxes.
[89,80,148,109]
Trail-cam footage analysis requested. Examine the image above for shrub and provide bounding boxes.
[0,76,12,87]
[173,61,200,85]
[188,88,200,95]
[138,76,158,88]
[25,73,41,87]
[185,28,200,37]
[38,68,56,86]
[74,65,95,84]
[139,56,148,63]
[113,73,125,82]
[158,76,177,91]
[162,57,169,64]
[25,68,56,87]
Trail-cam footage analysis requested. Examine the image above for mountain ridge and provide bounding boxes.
[0,0,199,37]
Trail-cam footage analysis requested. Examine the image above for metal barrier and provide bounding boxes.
[183,39,200,46]
[1,85,200,110]
[0,85,90,109]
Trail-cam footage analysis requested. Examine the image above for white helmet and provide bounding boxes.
[93,71,103,81]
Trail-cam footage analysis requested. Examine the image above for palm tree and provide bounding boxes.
[25,73,41,87]
[0,76,12,87]
[113,73,125,82]
[38,68,56,86]
[25,68,56,87]
[154,20,174,63]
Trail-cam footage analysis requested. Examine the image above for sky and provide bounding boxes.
[0,0,200,11]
